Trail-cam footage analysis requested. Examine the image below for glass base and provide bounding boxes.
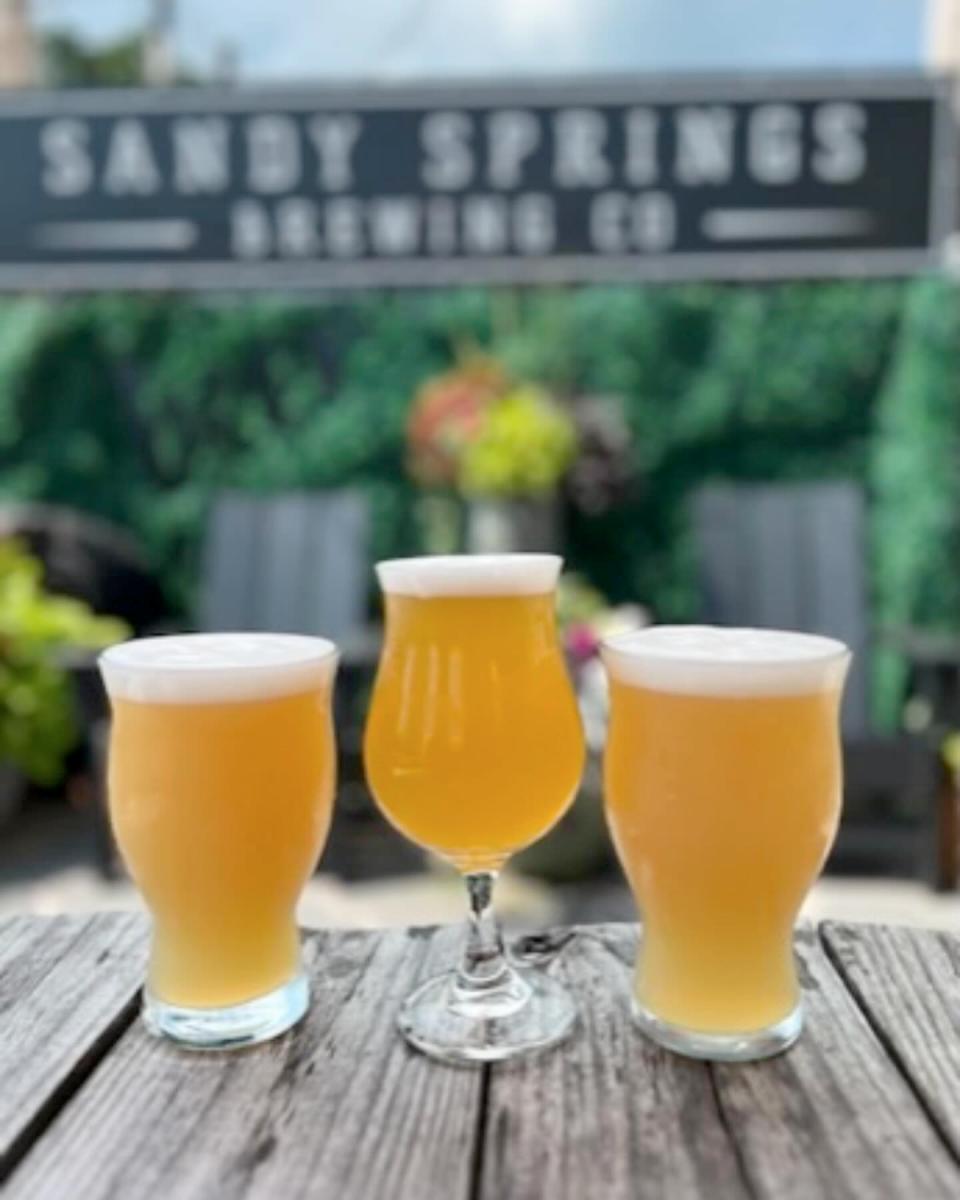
[399,967,577,1064]
[143,973,309,1050]
[633,1000,803,1062]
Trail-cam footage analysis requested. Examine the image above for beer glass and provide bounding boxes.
[100,632,338,1049]
[364,555,585,1062]
[602,626,849,1061]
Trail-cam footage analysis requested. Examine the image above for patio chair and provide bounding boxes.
[691,481,954,889]
[199,490,370,646]
[200,489,426,879]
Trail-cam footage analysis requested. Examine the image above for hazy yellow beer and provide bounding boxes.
[100,633,338,1048]
[365,569,584,871]
[365,555,584,1062]
[602,626,849,1060]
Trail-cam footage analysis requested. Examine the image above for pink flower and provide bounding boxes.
[565,622,600,663]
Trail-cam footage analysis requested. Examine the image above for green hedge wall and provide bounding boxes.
[870,278,960,723]
[0,279,956,723]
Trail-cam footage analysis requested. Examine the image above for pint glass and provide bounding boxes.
[602,626,849,1061]
[100,632,338,1049]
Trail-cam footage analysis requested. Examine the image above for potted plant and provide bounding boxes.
[460,383,578,553]
[0,541,127,827]
[406,356,506,553]
[406,357,578,553]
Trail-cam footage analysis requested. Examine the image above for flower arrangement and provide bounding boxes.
[556,574,647,754]
[407,357,577,498]
[557,574,647,665]
[406,356,506,490]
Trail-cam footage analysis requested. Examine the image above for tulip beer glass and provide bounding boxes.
[100,633,338,1049]
[364,555,585,1062]
[602,626,849,1061]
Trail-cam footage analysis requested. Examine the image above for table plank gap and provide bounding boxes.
[0,912,148,1176]
[0,988,141,1185]
[706,1064,761,1200]
[5,925,484,1200]
[710,925,960,1200]
[821,920,960,1166]
[479,924,751,1200]
[467,1064,492,1200]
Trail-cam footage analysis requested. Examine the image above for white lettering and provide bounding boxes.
[554,108,611,187]
[463,195,508,254]
[173,117,229,194]
[625,108,659,186]
[487,109,539,188]
[307,114,361,191]
[675,107,735,185]
[277,198,319,257]
[104,119,161,195]
[590,192,628,253]
[513,193,555,254]
[590,191,675,253]
[246,115,301,194]
[748,104,802,185]
[425,196,458,255]
[421,111,474,190]
[231,199,272,258]
[41,119,93,197]
[369,197,422,254]
[631,191,676,252]
[813,102,866,183]
[325,197,364,257]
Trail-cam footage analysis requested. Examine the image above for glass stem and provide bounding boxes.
[456,871,514,995]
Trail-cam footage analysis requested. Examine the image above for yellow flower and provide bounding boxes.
[459,387,577,497]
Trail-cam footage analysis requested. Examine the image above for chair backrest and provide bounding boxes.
[691,481,870,735]
[200,491,370,642]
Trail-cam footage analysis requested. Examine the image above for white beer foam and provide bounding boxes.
[601,625,850,696]
[376,554,562,597]
[100,632,338,704]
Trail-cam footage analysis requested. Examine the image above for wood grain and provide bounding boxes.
[6,915,960,1200]
[711,926,960,1199]
[0,912,146,1178]
[479,925,750,1200]
[5,924,483,1200]
[821,921,960,1158]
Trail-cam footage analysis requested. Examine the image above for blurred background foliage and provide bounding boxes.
[0,541,128,783]
[0,278,956,721]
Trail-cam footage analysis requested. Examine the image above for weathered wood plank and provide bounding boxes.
[5,924,483,1200]
[0,912,147,1178]
[479,925,751,1200]
[711,926,960,1199]
[821,921,960,1159]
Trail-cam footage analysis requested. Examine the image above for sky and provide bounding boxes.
[31,0,927,82]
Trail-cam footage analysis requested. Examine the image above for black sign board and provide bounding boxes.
[0,75,953,290]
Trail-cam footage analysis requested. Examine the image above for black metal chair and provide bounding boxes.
[692,481,953,888]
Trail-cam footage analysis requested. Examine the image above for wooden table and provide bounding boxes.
[3,915,960,1199]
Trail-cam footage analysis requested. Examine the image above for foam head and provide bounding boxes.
[376,554,562,598]
[601,625,850,696]
[99,633,339,704]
